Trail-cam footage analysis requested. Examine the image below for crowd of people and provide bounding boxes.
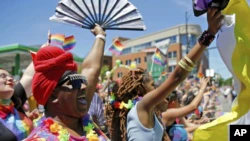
[0,8,234,141]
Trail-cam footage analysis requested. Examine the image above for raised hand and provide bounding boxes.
[200,77,210,91]
[207,8,224,35]
[91,24,106,36]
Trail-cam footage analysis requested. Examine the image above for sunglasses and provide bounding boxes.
[57,74,88,89]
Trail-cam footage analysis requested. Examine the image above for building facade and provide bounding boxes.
[112,24,209,80]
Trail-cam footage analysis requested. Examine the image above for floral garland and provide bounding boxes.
[109,93,142,109]
[29,114,102,141]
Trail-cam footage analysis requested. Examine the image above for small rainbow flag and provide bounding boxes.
[197,72,204,78]
[154,48,166,66]
[108,40,124,56]
[63,35,76,51]
[50,34,65,46]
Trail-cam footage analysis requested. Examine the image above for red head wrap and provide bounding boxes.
[31,46,77,105]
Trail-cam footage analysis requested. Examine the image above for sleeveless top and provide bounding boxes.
[127,102,164,141]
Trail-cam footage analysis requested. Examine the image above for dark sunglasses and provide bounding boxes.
[57,74,88,89]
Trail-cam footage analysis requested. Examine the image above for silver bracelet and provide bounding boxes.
[96,34,106,41]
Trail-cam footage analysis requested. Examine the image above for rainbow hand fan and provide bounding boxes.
[50,0,146,31]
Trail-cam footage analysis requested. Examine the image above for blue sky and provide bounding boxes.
[0,0,235,79]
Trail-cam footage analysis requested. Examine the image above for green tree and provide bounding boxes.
[224,77,233,86]
[100,65,110,80]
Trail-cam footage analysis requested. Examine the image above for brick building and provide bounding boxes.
[112,24,209,81]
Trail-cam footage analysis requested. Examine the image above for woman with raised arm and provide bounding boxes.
[0,40,51,141]
[106,8,223,141]
[25,24,108,141]
[162,77,209,141]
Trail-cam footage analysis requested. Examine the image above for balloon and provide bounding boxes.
[130,61,136,69]
[106,71,111,77]
[116,60,121,66]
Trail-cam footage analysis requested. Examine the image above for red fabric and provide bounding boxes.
[0,102,14,119]
[194,109,200,117]
[32,46,77,105]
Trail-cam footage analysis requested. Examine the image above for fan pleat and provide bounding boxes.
[102,3,129,28]
[58,2,92,27]
[102,0,119,25]
[90,0,98,24]
[81,0,97,27]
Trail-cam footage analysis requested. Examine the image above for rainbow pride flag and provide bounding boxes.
[154,48,166,66]
[108,40,124,56]
[193,0,250,140]
[63,35,76,51]
[197,72,204,78]
[50,34,65,46]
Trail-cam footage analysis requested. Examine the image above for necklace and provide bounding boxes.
[31,114,100,141]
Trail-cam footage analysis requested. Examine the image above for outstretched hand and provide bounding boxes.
[207,8,224,35]
[91,24,106,36]
[200,77,210,91]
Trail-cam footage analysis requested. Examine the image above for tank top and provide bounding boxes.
[127,102,164,141]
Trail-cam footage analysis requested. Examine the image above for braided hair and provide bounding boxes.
[105,68,170,141]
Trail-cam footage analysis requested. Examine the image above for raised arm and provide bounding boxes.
[139,8,223,111]
[179,118,201,133]
[162,78,209,124]
[19,42,49,99]
[81,24,106,107]
[19,62,35,98]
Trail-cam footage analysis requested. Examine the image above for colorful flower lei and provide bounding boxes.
[32,114,100,141]
[109,93,142,109]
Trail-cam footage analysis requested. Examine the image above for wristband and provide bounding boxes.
[96,34,106,41]
[198,30,215,47]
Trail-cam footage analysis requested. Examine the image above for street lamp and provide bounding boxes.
[185,11,192,55]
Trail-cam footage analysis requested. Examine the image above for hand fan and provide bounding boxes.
[193,0,230,17]
[50,0,146,31]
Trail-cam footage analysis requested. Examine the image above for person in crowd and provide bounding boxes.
[0,64,35,140]
[88,92,106,131]
[162,77,209,141]
[25,24,109,141]
[105,8,223,141]
[0,41,49,140]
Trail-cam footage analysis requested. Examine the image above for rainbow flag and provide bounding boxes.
[154,48,166,66]
[63,35,76,51]
[193,0,250,140]
[50,34,65,46]
[197,72,203,78]
[108,40,124,56]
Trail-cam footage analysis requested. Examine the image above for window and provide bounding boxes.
[121,48,131,55]
[155,36,177,44]
[126,60,131,65]
[168,51,177,58]
[117,72,123,78]
[133,42,152,52]
[168,66,176,72]
[168,52,172,58]
[144,57,147,62]
[173,51,177,58]
[135,58,141,64]
[180,34,197,46]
